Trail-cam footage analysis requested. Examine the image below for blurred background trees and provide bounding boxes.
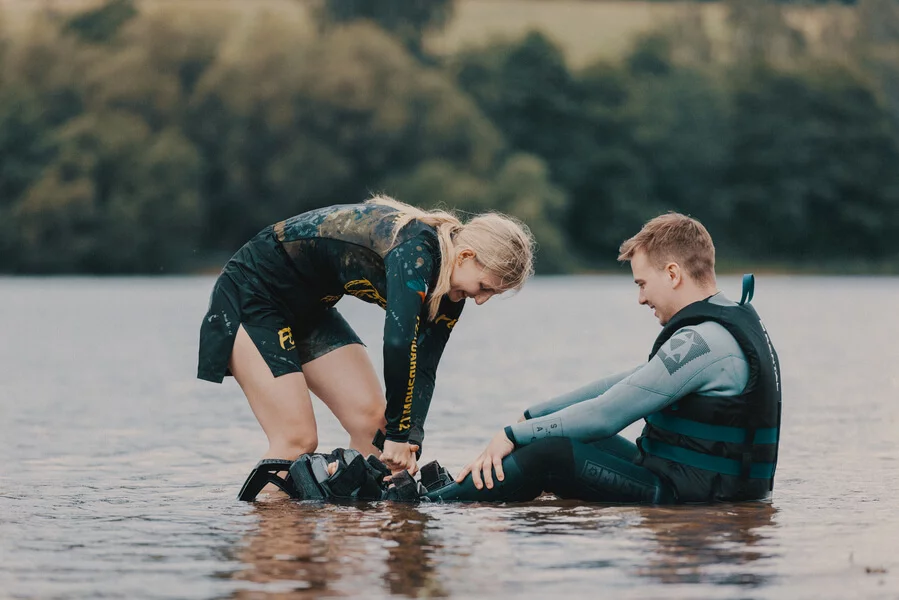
[0,0,897,274]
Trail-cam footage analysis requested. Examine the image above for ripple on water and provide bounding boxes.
[1,276,898,599]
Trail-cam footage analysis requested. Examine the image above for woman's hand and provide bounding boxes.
[380,440,420,476]
[455,430,515,490]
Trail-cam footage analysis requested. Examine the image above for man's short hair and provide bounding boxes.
[618,212,716,286]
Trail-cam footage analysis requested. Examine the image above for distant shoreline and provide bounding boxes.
[4,262,898,278]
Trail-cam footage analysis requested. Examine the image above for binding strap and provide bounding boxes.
[237,459,298,501]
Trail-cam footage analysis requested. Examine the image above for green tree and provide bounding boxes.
[454,32,583,184]
[381,154,575,272]
[2,16,87,127]
[78,8,226,130]
[721,64,899,259]
[627,33,731,228]
[14,112,202,273]
[490,154,574,273]
[65,0,138,44]
[0,87,56,210]
[454,32,650,264]
[188,19,502,252]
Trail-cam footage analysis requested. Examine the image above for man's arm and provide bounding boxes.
[523,366,642,419]
[506,322,749,446]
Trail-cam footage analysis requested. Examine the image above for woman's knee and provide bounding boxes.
[344,396,386,434]
[268,430,319,458]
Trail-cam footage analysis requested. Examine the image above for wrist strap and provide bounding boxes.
[503,426,519,449]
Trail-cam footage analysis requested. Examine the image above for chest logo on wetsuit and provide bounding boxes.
[278,327,296,351]
[657,328,710,374]
[344,279,387,308]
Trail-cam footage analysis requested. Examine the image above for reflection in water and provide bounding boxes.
[226,499,446,598]
[633,502,778,587]
[487,498,778,593]
[381,503,447,598]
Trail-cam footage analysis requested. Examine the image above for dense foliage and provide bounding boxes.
[1,0,898,273]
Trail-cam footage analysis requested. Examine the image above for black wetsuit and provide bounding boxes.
[198,203,464,445]
[427,286,781,504]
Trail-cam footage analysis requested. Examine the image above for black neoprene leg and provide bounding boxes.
[423,447,545,503]
[546,437,674,503]
[424,437,675,504]
[588,434,641,462]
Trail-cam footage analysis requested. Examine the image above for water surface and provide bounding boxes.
[1,276,897,599]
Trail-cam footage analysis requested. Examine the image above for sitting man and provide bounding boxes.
[429,212,782,504]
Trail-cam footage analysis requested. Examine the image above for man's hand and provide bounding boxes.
[455,430,515,490]
[380,440,420,476]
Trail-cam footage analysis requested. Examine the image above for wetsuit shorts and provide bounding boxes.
[197,239,363,383]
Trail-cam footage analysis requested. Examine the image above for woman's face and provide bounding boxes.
[448,249,505,304]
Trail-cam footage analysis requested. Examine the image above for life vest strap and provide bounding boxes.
[642,438,775,479]
[646,412,777,444]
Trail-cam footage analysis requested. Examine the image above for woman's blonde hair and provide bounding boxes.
[367,195,535,320]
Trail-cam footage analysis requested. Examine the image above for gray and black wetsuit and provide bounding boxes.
[428,289,781,504]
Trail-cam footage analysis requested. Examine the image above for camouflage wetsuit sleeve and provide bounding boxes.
[507,322,749,446]
[407,294,464,443]
[382,235,452,443]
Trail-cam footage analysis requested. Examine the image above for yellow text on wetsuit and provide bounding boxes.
[399,316,420,431]
[434,314,458,329]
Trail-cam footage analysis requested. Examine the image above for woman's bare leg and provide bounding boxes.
[301,344,386,457]
[230,325,318,466]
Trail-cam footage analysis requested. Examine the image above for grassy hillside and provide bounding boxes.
[433,0,856,65]
[431,0,729,64]
[0,0,856,66]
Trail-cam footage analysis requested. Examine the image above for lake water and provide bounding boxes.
[1,275,897,599]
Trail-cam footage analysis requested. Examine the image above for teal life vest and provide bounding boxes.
[637,275,782,502]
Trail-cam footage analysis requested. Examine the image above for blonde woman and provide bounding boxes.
[198,196,535,482]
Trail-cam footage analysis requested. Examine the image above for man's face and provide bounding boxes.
[630,250,678,325]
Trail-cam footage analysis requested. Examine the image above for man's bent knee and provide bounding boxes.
[514,437,575,475]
